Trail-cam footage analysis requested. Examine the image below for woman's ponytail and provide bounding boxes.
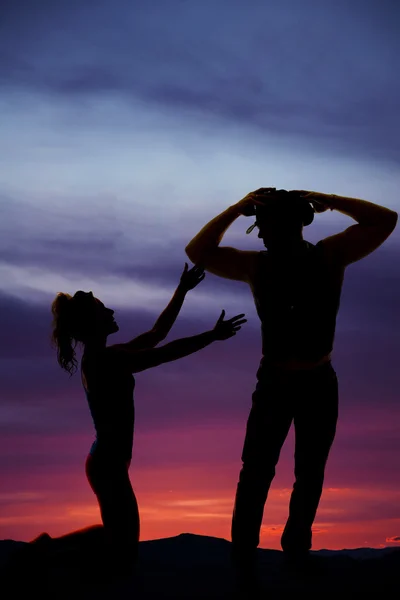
[51,293,78,376]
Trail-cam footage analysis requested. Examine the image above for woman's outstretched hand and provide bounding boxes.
[179,263,206,291]
[212,310,247,340]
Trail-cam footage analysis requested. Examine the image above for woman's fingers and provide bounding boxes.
[233,319,247,326]
[227,313,246,323]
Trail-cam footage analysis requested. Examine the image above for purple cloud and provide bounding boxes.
[0,0,399,162]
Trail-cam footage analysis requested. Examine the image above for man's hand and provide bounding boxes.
[179,263,206,291]
[212,309,247,340]
[234,188,276,217]
[291,190,332,213]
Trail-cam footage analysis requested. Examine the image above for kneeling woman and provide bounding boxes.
[51,264,246,575]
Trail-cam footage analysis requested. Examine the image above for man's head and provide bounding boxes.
[247,189,314,249]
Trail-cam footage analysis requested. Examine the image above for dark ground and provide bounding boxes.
[1,532,399,599]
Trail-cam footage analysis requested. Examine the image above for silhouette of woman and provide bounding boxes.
[50,263,246,576]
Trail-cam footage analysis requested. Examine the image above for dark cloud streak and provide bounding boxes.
[1,0,399,161]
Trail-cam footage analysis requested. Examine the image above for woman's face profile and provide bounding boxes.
[92,297,119,336]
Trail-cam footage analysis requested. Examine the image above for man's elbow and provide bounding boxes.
[184,243,195,262]
[383,210,398,233]
[390,210,398,229]
[185,243,208,266]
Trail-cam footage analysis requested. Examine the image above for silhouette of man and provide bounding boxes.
[185,188,397,573]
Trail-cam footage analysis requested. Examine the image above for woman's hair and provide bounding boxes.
[51,291,95,376]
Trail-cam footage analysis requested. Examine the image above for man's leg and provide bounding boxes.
[281,363,339,555]
[231,371,293,564]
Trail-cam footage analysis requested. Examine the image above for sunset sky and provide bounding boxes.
[1,0,400,550]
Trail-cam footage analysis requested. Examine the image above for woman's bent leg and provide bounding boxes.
[85,453,139,574]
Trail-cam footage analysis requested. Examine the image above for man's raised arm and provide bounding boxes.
[296,190,398,266]
[185,191,264,282]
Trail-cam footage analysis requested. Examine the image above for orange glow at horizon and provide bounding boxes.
[1,464,400,551]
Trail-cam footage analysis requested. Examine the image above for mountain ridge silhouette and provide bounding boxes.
[2,531,399,598]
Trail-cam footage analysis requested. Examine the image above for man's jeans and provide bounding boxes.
[231,361,338,557]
